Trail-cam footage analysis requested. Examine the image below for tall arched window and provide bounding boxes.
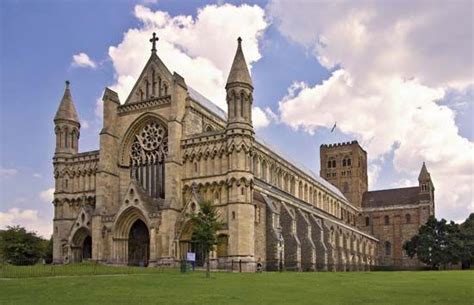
[365,216,370,226]
[151,68,156,96]
[240,92,245,118]
[233,91,238,118]
[405,213,411,224]
[253,156,258,176]
[64,128,69,148]
[261,160,267,181]
[343,182,349,193]
[384,241,391,256]
[332,160,336,168]
[130,121,168,199]
[384,215,390,225]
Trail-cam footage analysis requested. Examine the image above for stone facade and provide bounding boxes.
[320,142,435,268]
[52,35,387,271]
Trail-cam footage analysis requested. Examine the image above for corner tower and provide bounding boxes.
[54,81,80,156]
[225,38,256,270]
[320,141,368,207]
[418,162,435,208]
[226,37,254,133]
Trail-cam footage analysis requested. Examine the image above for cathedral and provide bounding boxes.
[52,34,434,271]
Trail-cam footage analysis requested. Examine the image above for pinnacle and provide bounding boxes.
[226,37,253,88]
[418,162,430,181]
[54,80,80,124]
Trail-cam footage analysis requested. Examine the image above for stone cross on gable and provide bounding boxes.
[150,32,159,53]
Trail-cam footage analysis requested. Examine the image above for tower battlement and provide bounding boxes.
[320,140,362,149]
[320,140,368,207]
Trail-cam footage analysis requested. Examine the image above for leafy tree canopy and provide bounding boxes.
[403,215,473,269]
[188,201,224,277]
[0,225,50,265]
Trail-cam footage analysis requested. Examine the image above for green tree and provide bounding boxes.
[0,226,46,265]
[458,213,474,269]
[188,201,224,278]
[42,236,54,264]
[403,216,462,269]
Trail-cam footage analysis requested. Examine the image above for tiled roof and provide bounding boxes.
[187,86,227,120]
[362,187,428,208]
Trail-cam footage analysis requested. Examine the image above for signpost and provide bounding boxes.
[187,252,196,271]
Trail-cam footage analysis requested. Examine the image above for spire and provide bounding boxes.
[418,162,431,181]
[226,37,253,88]
[54,81,80,124]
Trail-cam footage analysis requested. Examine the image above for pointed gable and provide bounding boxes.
[124,53,173,104]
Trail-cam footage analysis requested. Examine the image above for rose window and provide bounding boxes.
[129,121,168,199]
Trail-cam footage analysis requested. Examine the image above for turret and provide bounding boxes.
[54,81,80,156]
[418,162,434,194]
[225,37,254,132]
[224,38,256,270]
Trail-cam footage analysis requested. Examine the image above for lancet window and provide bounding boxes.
[129,121,168,199]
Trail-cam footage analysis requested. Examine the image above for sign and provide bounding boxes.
[186,252,196,262]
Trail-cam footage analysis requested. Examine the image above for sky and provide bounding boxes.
[0,0,473,238]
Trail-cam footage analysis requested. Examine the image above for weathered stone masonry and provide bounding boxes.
[51,34,429,271]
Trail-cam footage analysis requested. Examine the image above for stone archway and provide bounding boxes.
[113,206,152,265]
[71,227,92,263]
[128,219,150,266]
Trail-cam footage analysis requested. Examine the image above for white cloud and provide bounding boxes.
[80,119,90,129]
[367,162,381,189]
[72,52,97,69]
[270,1,474,221]
[391,178,417,189]
[106,4,268,110]
[39,188,54,203]
[252,106,279,129]
[0,167,18,177]
[33,173,42,179]
[269,0,473,88]
[94,95,103,119]
[252,107,270,129]
[0,208,52,238]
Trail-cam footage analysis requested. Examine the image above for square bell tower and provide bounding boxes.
[320,141,368,207]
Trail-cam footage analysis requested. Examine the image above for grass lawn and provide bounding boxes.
[1,269,472,305]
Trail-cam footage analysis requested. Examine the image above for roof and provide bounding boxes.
[362,187,429,208]
[255,137,348,201]
[226,38,253,87]
[54,81,79,123]
[418,162,431,181]
[187,86,227,120]
[187,86,348,203]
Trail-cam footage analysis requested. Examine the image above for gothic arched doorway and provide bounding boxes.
[71,227,92,263]
[82,236,92,260]
[128,219,150,267]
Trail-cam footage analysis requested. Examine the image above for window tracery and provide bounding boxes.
[129,121,168,199]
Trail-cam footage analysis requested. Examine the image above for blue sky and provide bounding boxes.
[1,0,472,237]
